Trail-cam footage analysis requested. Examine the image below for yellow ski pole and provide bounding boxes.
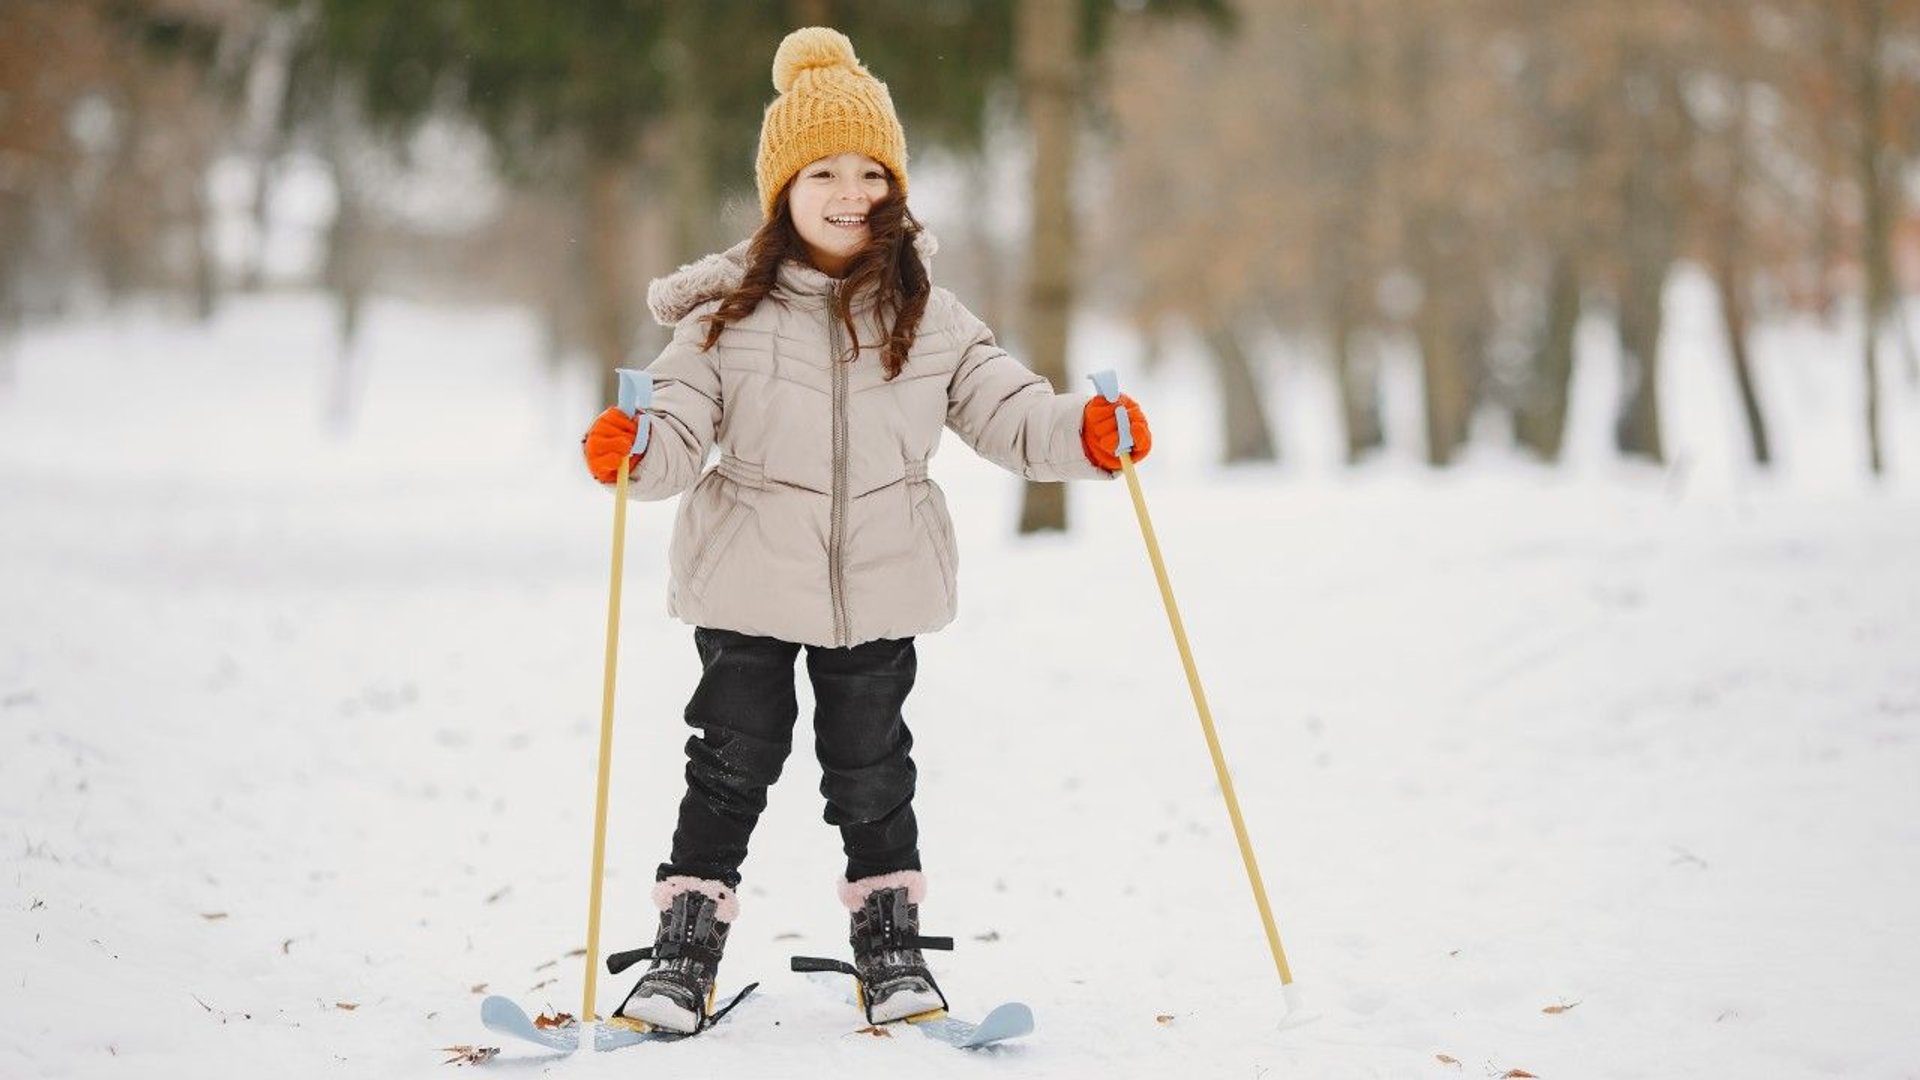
[581,368,653,1031]
[1089,371,1300,1015]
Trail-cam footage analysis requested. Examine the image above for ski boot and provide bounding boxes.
[609,879,737,1035]
[847,875,952,1024]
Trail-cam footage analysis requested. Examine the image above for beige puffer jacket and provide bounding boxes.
[627,234,1110,648]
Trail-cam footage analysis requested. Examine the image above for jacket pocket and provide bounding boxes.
[688,483,752,596]
[912,483,958,603]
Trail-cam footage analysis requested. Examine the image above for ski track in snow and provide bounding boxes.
[2,292,1919,1079]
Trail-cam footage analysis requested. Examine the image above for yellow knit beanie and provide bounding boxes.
[755,27,909,220]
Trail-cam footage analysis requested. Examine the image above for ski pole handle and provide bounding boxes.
[1088,370,1134,458]
[616,368,653,455]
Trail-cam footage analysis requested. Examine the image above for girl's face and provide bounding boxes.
[787,152,891,278]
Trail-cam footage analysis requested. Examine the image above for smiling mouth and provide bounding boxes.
[825,215,867,227]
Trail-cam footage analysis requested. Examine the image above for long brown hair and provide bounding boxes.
[700,172,930,380]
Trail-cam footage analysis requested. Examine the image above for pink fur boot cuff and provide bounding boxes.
[837,870,928,912]
[652,876,740,924]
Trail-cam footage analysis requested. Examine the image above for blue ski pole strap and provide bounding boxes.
[615,368,653,455]
[1087,370,1133,457]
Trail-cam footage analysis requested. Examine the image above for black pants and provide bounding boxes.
[657,627,922,889]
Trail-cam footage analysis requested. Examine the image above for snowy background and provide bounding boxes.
[4,266,1920,1080]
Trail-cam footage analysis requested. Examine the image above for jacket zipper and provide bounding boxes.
[827,284,851,647]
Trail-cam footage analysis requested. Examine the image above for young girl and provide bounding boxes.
[580,26,1152,1034]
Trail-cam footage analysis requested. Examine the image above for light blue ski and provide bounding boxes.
[907,1000,1034,1049]
[479,994,678,1053]
[800,970,1033,1049]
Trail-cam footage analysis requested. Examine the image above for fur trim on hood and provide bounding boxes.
[646,229,940,327]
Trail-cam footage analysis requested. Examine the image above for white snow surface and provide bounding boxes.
[4,286,1920,1079]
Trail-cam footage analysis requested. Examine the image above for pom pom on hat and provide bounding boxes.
[772,26,861,93]
[755,26,909,219]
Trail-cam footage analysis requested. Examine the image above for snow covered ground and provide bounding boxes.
[3,283,1919,1079]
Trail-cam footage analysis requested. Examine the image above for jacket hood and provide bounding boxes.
[646,229,940,326]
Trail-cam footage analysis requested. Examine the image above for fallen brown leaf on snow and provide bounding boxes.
[564,948,586,958]
[853,1025,893,1038]
[1542,1002,1580,1015]
[200,913,228,921]
[1155,1014,1176,1025]
[1435,1054,1460,1067]
[439,1045,499,1066]
[469,983,487,994]
[334,1002,359,1011]
[533,1011,574,1030]
[1502,1070,1540,1078]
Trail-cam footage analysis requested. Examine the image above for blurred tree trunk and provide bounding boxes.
[1317,8,1382,463]
[1204,320,1276,463]
[1712,253,1771,467]
[1412,252,1487,466]
[1612,48,1684,464]
[321,173,364,435]
[95,92,142,305]
[0,271,16,386]
[1613,259,1668,463]
[663,2,715,264]
[1515,252,1580,461]
[543,298,568,376]
[629,174,671,364]
[1708,93,1772,467]
[95,19,228,321]
[1018,0,1076,534]
[1852,0,1891,477]
[1901,307,1920,387]
[244,153,281,293]
[1330,303,1382,462]
[242,10,301,292]
[1397,26,1482,467]
[966,156,1007,334]
[0,207,16,384]
[1813,41,1846,328]
[320,86,368,435]
[185,142,217,322]
[1510,15,1592,466]
[583,149,639,403]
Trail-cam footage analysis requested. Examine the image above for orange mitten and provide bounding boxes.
[582,406,644,483]
[1081,393,1152,471]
